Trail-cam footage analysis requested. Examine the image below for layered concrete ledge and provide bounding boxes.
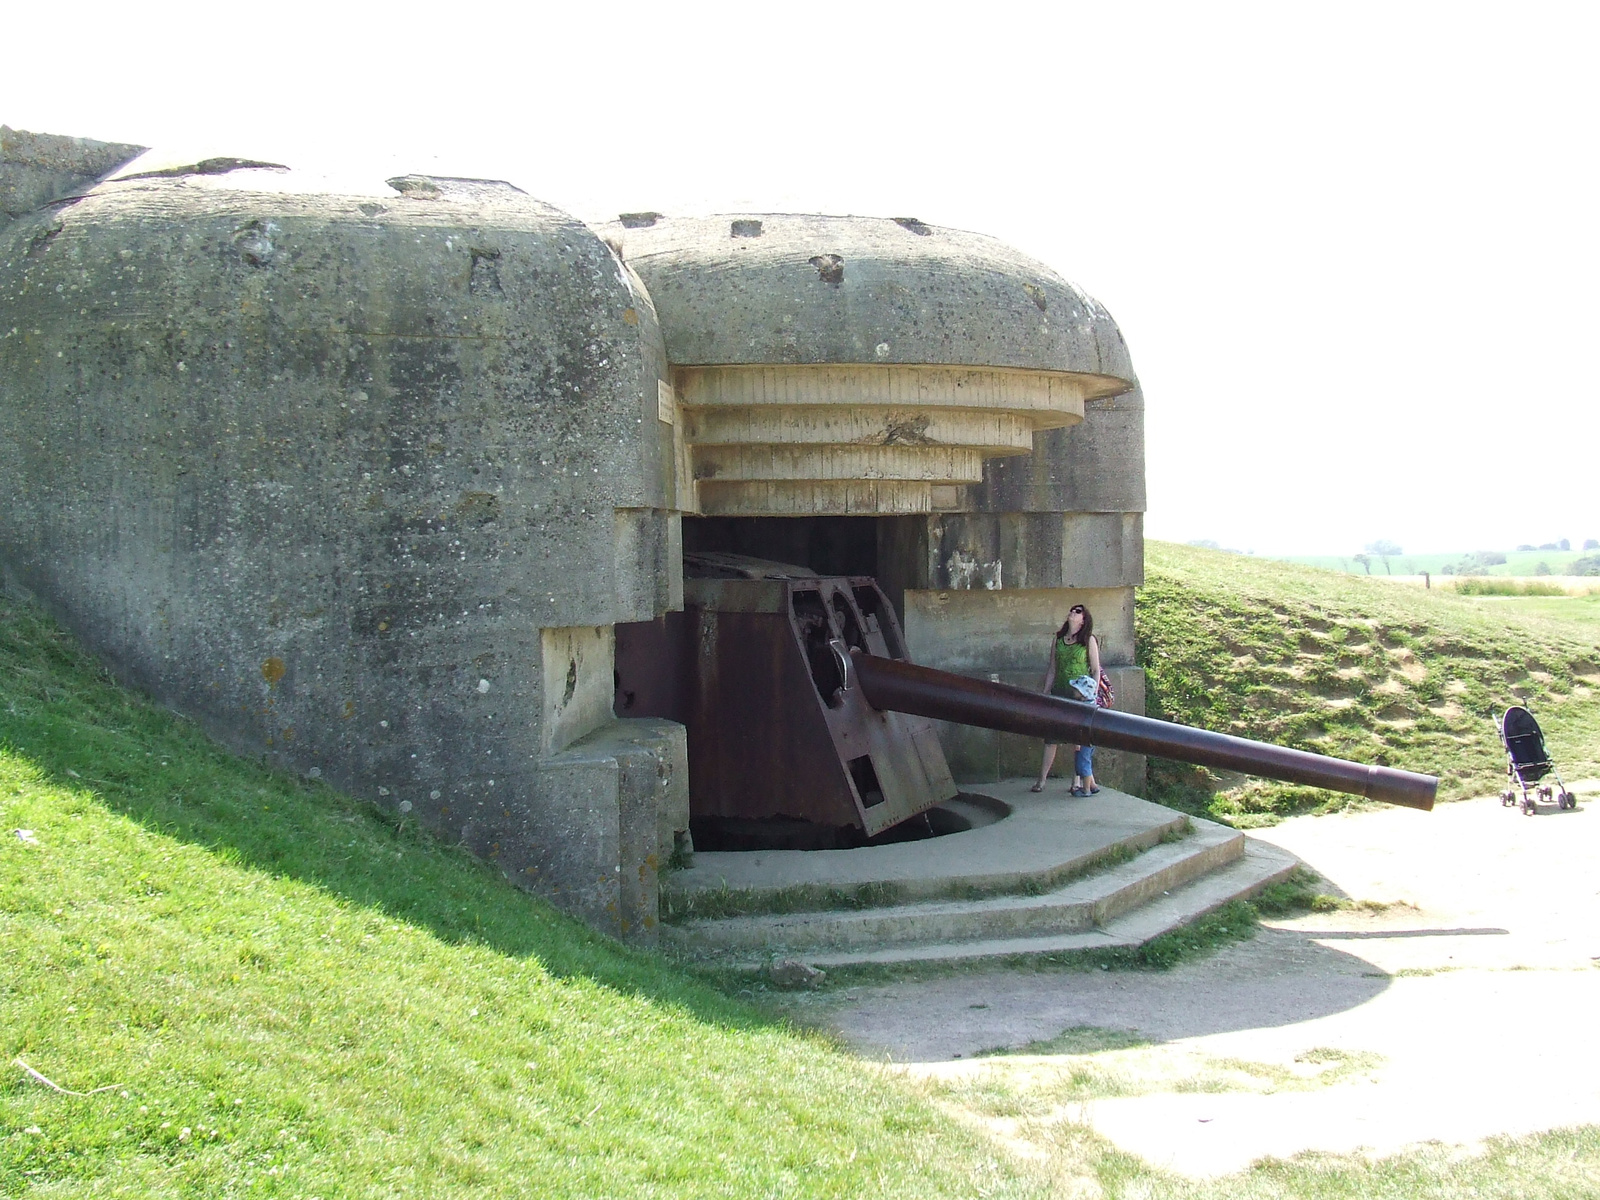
[663,782,1189,914]
[661,783,1301,968]
[798,843,1299,969]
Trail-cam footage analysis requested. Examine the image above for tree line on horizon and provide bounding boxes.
[1185,538,1600,577]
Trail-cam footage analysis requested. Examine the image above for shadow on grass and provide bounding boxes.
[0,600,775,1034]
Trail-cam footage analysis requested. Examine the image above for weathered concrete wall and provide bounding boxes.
[903,588,1137,672]
[0,155,685,939]
[878,510,1143,596]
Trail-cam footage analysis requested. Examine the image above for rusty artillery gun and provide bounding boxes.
[615,554,1435,850]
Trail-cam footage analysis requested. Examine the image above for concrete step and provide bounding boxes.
[663,818,1248,957]
[663,783,1191,919]
[786,840,1301,970]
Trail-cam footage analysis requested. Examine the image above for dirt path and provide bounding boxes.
[816,783,1600,1176]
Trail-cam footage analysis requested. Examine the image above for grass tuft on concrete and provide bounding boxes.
[1137,541,1600,825]
[0,598,1040,1198]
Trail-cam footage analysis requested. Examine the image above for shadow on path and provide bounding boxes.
[823,925,1400,1061]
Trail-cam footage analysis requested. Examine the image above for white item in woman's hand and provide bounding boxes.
[1067,675,1098,703]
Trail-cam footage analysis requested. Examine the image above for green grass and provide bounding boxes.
[1137,541,1600,825]
[0,599,1042,1198]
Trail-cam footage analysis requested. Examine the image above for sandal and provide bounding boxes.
[1069,787,1088,797]
[1088,787,1101,796]
[1029,782,1044,792]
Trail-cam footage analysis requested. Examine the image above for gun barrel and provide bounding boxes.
[851,652,1436,811]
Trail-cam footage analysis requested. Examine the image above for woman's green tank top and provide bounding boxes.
[1052,637,1090,694]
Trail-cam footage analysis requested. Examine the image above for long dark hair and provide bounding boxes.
[1055,604,1093,645]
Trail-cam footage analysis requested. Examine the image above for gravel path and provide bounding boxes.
[820,783,1600,1176]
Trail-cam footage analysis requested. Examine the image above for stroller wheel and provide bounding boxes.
[1501,790,1515,806]
[1522,796,1535,815]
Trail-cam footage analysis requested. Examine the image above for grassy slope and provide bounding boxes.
[0,601,1039,1199]
[1137,542,1600,825]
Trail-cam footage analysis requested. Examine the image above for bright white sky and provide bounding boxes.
[6,1,1596,556]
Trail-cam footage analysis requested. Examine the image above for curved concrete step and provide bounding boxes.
[664,818,1246,956]
[777,840,1300,970]
[663,784,1190,919]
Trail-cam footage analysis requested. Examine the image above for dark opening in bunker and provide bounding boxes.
[682,514,922,621]
[612,514,964,852]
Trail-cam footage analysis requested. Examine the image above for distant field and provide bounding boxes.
[1275,549,1597,576]
[1138,542,1600,826]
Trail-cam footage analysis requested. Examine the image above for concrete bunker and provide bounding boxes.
[2,129,1157,941]
[603,213,1150,851]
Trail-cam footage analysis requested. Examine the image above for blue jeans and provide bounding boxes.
[1050,691,1096,779]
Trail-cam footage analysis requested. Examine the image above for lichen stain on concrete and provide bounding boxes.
[1023,282,1048,312]
[260,657,286,687]
[452,491,500,525]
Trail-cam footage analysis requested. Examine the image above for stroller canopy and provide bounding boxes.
[1502,705,1550,768]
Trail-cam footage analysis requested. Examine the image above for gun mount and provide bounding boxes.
[614,555,1435,850]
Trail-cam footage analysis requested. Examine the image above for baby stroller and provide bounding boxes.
[1496,705,1576,814]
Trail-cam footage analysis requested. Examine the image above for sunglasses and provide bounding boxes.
[1069,606,1085,615]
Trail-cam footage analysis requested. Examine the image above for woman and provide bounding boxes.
[1032,603,1101,796]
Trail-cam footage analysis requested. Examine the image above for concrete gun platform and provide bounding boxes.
[662,782,1298,968]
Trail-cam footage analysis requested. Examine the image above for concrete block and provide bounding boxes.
[495,718,689,944]
[969,385,1147,514]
